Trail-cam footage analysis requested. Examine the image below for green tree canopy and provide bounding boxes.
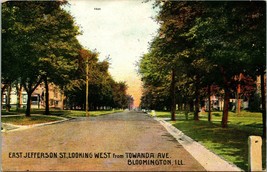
[2,1,82,116]
[139,1,265,132]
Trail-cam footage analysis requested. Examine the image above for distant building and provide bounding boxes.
[203,75,265,112]
[2,83,64,110]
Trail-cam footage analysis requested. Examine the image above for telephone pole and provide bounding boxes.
[86,55,89,117]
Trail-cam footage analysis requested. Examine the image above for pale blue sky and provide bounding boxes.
[65,0,159,106]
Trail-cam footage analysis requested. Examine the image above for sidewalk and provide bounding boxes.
[154,117,243,171]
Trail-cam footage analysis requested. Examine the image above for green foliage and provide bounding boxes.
[112,82,128,109]
[213,113,220,117]
[171,117,265,170]
[2,1,82,116]
[155,110,265,170]
[64,110,124,117]
[1,109,124,125]
[140,1,265,127]
[1,115,62,125]
[138,51,171,110]
[63,49,131,110]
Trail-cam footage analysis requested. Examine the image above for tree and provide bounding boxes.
[126,95,134,110]
[2,1,81,116]
[139,51,171,111]
[188,1,266,128]
[141,1,265,132]
[140,1,208,121]
[28,2,81,115]
[64,49,130,110]
[63,48,98,110]
[2,1,45,116]
[112,82,128,109]
[2,2,28,111]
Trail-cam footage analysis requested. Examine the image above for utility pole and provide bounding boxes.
[86,55,89,117]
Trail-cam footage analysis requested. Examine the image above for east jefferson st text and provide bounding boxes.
[9,152,112,159]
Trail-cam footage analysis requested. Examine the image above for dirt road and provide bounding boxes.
[2,111,205,171]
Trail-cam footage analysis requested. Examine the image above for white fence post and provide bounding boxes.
[151,110,156,117]
[248,136,262,171]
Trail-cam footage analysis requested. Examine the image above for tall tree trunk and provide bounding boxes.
[236,73,242,115]
[16,83,22,111]
[236,83,241,115]
[194,93,200,120]
[208,85,212,122]
[1,84,8,109]
[185,100,189,120]
[23,76,43,117]
[170,69,176,121]
[178,102,182,111]
[61,92,64,110]
[260,72,266,138]
[221,67,230,128]
[26,91,32,117]
[222,87,230,128]
[44,76,50,115]
[6,83,11,112]
[190,100,194,112]
[194,76,200,121]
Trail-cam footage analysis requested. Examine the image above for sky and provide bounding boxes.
[65,0,159,107]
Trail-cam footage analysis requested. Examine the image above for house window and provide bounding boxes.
[2,94,6,104]
[22,94,27,103]
[54,100,58,107]
[31,96,38,105]
[31,96,38,102]
[50,99,54,106]
[54,89,58,98]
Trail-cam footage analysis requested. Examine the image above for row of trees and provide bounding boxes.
[64,49,133,110]
[139,1,266,136]
[2,1,132,116]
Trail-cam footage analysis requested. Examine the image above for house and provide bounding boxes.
[2,83,64,110]
[203,75,265,112]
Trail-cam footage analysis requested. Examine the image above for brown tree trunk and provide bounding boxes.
[208,85,212,122]
[221,67,230,128]
[260,72,266,138]
[222,87,230,128]
[236,73,242,115]
[6,83,11,112]
[190,100,194,112]
[23,77,43,117]
[236,83,241,115]
[183,98,188,120]
[185,101,189,120]
[178,102,182,111]
[194,76,200,121]
[44,76,50,115]
[26,91,32,117]
[61,93,64,110]
[170,69,176,121]
[1,84,8,109]
[16,83,22,111]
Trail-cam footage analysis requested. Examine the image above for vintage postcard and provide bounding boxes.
[1,0,266,171]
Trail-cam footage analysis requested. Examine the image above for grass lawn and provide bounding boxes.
[1,115,62,125]
[1,109,124,125]
[59,109,124,117]
[155,110,266,171]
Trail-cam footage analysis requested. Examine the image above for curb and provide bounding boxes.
[154,117,243,172]
[1,115,73,133]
